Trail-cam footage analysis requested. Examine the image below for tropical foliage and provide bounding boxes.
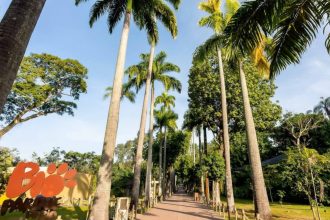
[0,53,88,137]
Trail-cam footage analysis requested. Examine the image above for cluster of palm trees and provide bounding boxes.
[107,51,181,208]
[1,0,330,219]
[74,0,181,218]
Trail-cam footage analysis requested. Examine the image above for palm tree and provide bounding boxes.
[314,97,330,119]
[196,0,239,212]
[0,0,46,112]
[154,104,178,200]
[238,57,271,220]
[75,0,178,218]
[124,51,181,207]
[124,0,180,209]
[224,0,330,78]
[155,93,176,110]
[104,84,136,103]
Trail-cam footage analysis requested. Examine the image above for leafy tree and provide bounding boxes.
[202,152,225,182]
[280,148,328,217]
[75,0,178,216]
[0,0,46,112]
[63,151,100,174]
[224,0,330,77]
[0,147,19,194]
[275,113,324,149]
[115,140,136,164]
[0,53,88,137]
[310,121,330,154]
[174,154,195,190]
[32,147,66,166]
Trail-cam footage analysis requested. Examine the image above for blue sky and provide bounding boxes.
[0,0,329,159]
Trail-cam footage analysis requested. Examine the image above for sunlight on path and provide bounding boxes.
[137,193,223,220]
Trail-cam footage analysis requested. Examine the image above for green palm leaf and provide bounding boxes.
[269,0,323,76]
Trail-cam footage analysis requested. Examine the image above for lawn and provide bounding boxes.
[229,198,330,220]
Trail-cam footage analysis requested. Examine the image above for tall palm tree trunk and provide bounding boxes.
[217,48,235,212]
[162,126,167,200]
[89,11,131,220]
[0,0,46,112]
[238,60,271,220]
[145,46,156,208]
[131,44,155,210]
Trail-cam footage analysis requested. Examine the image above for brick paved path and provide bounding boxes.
[137,193,223,220]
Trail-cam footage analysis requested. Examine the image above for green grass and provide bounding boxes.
[227,198,330,220]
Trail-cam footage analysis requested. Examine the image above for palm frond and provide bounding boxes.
[270,0,322,77]
[89,0,112,27]
[104,84,136,103]
[160,63,180,73]
[165,0,181,10]
[75,0,89,6]
[198,0,220,14]
[154,0,178,38]
[106,0,126,33]
[157,75,182,93]
[224,0,240,24]
[154,51,167,63]
[224,0,285,56]
[251,35,271,78]
[193,34,223,62]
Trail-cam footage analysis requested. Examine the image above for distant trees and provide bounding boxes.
[0,53,88,138]
[0,147,19,194]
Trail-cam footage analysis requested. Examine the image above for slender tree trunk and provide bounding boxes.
[89,11,131,220]
[162,126,167,200]
[203,126,210,203]
[238,60,271,220]
[145,83,155,207]
[131,44,155,210]
[170,166,175,195]
[159,127,163,199]
[0,0,46,112]
[217,48,235,212]
[192,128,196,164]
[198,128,204,197]
[215,181,221,206]
[203,125,208,155]
[319,179,324,203]
[205,175,210,204]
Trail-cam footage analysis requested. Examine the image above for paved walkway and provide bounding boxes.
[137,193,223,220]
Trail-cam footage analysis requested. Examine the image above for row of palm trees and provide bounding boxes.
[74,0,181,218]
[1,0,329,219]
[194,0,270,219]
[114,51,181,208]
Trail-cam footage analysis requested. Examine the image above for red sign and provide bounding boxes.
[6,162,77,198]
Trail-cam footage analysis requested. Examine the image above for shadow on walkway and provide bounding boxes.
[137,193,224,220]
